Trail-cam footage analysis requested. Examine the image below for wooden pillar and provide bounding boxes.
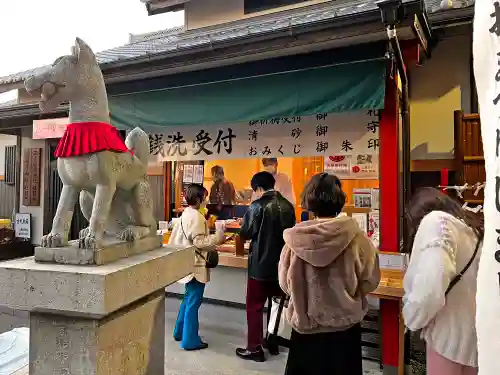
[164,162,172,222]
[379,72,403,375]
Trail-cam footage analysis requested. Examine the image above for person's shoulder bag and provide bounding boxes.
[180,213,219,269]
[444,231,483,297]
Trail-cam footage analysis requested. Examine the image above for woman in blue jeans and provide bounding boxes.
[168,184,226,350]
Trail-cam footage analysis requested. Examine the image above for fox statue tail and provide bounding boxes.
[125,127,150,167]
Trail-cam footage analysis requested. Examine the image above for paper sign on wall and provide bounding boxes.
[192,165,204,184]
[32,118,69,139]
[351,213,368,234]
[324,154,378,179]
[14,213,31,239]
[182,165,194,183]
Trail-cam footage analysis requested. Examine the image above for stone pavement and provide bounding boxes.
[0,298,382,375]
[165,298,382,375]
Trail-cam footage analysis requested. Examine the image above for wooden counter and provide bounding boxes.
[164,232,405,299]
[372,269,404,299]
[217,251,404,300]
[218,251,249,268]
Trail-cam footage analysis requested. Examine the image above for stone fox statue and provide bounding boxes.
[24,38,156,249]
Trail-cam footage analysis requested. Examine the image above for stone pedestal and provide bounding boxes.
[0,244,194,375]
[34,235,164,265]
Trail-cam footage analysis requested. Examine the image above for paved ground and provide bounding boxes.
[1,298,382,375]
[165,298,382,375]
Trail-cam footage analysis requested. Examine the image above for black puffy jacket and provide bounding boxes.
[239,190,296,281]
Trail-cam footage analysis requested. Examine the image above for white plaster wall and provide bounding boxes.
[166,265,380,308]
[167,266,248,304]
[0,135,17,176]
[409,33,472,160]
[19,127,45,245]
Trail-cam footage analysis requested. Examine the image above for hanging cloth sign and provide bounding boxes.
[147,111,380,162]
[473,2,500,374]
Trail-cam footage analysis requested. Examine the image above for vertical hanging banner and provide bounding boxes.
[473,2,500,374]
[22,148,42,207]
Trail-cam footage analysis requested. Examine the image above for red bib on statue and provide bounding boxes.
[54,122,131,158]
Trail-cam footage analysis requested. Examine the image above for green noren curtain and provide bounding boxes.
[109,59,386,130]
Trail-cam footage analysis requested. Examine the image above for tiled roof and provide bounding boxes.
[128,25,185,43]
[0,0,469,87]
[0,66,52,86]
[96,0,398,63]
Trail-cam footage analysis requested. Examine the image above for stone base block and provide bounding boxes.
[29,290,165,375]
[0,245,193,317]
[34,235,163,265]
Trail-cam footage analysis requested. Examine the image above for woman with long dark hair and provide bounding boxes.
[403,187,483,375]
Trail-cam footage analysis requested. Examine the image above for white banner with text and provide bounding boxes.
[473,2,500,374]
[147,111,380,162]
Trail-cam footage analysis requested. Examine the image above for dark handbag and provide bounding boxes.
[180,216,219,269]
[445,232,483,296]
[200,248,219,269]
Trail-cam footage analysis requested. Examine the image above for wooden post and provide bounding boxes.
[379,71,404,375]
[164,162,172,222]
[22,148,42,207]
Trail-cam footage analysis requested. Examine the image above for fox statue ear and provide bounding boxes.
[73,37,96,63]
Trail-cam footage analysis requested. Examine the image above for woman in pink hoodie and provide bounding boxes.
[279,173,380,375]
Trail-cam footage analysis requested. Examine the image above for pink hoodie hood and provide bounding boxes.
[283,216,361,267]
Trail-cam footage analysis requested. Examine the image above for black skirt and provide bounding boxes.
[284,323,363,375]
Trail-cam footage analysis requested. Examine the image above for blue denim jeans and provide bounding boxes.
[173,279,206,349]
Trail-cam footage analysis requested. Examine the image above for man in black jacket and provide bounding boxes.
[236,171,296,362]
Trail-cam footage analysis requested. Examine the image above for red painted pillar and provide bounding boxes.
[440,169,449,194]
[379,72,402,375]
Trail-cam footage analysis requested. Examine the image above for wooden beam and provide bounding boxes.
[401,39,420,66]
[410,159,455,172]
